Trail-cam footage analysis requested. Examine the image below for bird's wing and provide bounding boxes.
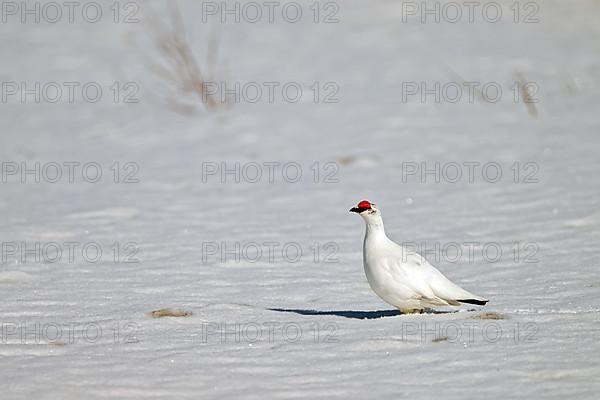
[378,245,441,301]
[387,243,485,303]
[423,262,484,302]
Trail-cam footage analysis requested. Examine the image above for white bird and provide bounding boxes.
[350,200,488,313]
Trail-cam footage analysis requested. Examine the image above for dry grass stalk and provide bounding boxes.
[515,71,539,118]
[144,1,225,113]
[147,308,193,318]
[470,312,506,320]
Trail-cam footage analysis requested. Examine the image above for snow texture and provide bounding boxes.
[1,0,599,399]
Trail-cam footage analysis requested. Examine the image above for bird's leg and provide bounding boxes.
[399,308,420,314]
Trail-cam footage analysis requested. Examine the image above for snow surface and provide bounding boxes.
[1,0,599,398]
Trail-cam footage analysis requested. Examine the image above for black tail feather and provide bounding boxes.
[458,299,488,306]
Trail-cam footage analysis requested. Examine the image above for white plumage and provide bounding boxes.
[350,200,488,313]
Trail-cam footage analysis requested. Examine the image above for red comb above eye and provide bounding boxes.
[358,200,371,209]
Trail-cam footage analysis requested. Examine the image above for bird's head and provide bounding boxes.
[349,200,382,224]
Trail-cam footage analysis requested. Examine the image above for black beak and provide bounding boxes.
[350,207,364,213]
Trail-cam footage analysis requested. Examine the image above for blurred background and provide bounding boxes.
[1,1,599,398]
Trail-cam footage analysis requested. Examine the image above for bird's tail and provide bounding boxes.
[457,298,489,306]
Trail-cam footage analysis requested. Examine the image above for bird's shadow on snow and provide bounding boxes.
[267,308,460,320]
